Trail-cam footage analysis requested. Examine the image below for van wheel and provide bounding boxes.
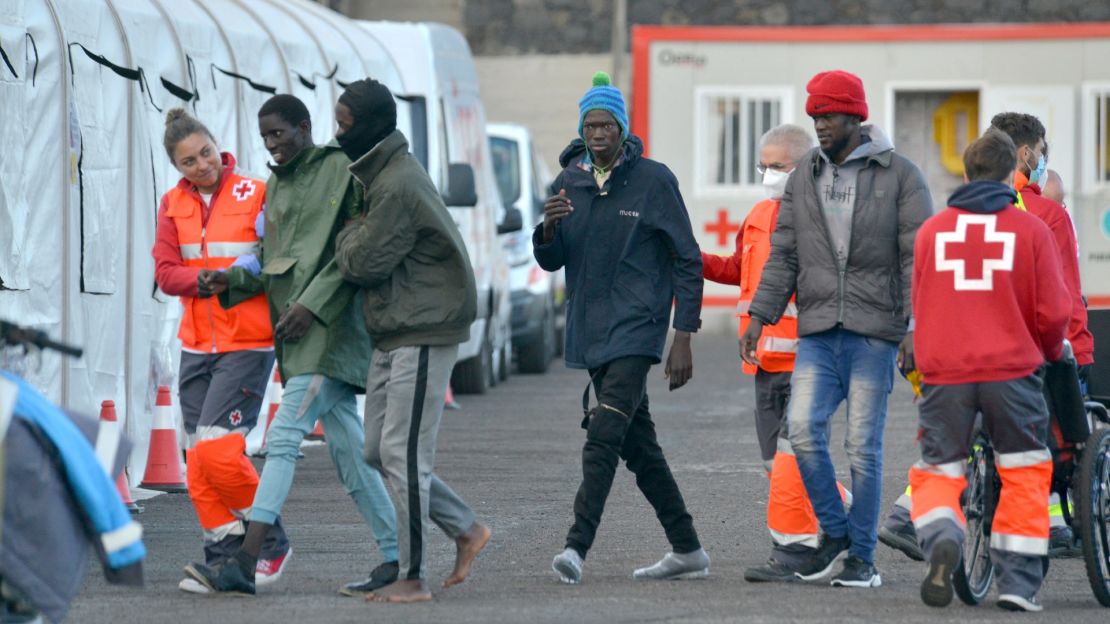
[498,340,510,382]
[452,334,491,395]
[518,304,554,374]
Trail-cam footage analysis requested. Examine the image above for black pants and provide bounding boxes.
[565,356,701,558]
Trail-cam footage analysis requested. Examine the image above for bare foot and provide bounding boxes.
[443,521,491,588]
[365,579,432,604]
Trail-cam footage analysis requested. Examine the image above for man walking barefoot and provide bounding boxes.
[334,78,491,603]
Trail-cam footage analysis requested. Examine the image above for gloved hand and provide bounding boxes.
[255,209,265,238]
[228,254,261,276]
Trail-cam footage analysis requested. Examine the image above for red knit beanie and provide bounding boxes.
[805,70,868,121]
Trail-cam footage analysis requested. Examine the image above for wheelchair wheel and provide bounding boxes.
[954,441,994,605]
[1078,426,1110,607]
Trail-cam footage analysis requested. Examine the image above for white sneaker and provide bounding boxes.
[998,594,1043,612]
[632,549,710,580]
[177,577,210,594]
[552,548,583,584]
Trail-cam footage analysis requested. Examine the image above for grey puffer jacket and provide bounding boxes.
[748,126,933,343]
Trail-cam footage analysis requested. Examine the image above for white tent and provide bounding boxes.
[0,0,408,473]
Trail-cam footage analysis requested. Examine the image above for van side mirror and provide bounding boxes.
[497,206,524,234]
[442,163,478,207]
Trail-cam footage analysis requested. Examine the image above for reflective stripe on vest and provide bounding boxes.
[762,336,798,354]
[205,241,260,259]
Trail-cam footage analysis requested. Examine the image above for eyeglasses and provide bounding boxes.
[582,122,618,134]
[756,163,794,175]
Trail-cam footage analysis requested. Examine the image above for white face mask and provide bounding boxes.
[762,167,793,199]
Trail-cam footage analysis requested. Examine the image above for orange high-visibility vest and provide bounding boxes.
[164,172,271,353]
[737,199,798,375]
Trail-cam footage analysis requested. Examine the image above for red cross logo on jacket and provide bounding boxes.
[935,213,1015,291]
[232,180,256,202]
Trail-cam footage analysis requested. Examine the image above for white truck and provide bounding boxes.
[359,21,517,394]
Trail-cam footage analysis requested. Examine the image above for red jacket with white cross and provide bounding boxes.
[913,182,1070,385]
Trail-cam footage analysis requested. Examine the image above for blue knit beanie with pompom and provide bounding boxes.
[578,71,629,141]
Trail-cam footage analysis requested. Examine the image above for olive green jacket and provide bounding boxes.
[335,130,477,351]
[221,144,371,390]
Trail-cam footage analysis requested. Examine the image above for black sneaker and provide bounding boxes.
[183,560,255,596]
[920,538,958,607]
[793,535,850,581]
[743,558,798,583]
[830,555,882,588]
[338,560,399,596]
[879,522,924,561]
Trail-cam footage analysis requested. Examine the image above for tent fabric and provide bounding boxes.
[0,0,409,476]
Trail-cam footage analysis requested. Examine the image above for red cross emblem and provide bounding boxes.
[232,180,256,202]
[705,208,741,247]
[228,409,243,427]
[935,214,1014,291]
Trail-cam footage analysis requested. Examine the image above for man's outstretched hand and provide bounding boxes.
[664,331,693,391]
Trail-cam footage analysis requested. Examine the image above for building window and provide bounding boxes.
[696,87,793,193]
[1082,83,1110,191]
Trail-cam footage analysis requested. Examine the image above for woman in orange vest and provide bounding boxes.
[151,108,290,593]
[702,124,848,583]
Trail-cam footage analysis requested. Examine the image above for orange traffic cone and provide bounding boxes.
[445,384,460,410]
[306,419,325,441]
[255,367,283,457]
[100,400,143,513]
[140,386,188,493]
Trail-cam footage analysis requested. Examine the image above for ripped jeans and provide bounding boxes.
[565,356,701,558]
[787,328,896,564]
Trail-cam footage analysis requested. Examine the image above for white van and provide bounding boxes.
[359,20,517,394]
[487,122,564,374]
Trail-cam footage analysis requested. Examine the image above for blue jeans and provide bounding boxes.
[251,374,398,562]
[786,328,896,563]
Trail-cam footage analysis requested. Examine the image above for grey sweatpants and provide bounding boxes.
[363,344,476,580]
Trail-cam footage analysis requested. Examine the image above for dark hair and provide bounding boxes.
[163,108,215,162]
[989,112,1045,150]
[258,94,311,127]
[964,128,1017,183]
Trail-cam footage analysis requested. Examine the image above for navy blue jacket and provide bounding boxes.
[533,136,702,370]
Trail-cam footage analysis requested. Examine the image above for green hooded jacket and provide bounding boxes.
[221,144,371,390]
[335,130,477,351]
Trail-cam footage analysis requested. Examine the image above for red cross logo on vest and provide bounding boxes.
[228,409,243,427]
[935,213,1015,291]
[232,179,256,202]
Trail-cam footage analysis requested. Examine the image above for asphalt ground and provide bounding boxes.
[70,333,1107,623]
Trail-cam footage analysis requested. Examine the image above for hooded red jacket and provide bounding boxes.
[913,181,1070,385]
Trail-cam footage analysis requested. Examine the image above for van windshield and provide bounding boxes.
[490,136,521,206]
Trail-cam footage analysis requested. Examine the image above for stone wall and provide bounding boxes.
[326,0,1110,56]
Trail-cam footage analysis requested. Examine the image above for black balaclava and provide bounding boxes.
[336,78,397,162]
